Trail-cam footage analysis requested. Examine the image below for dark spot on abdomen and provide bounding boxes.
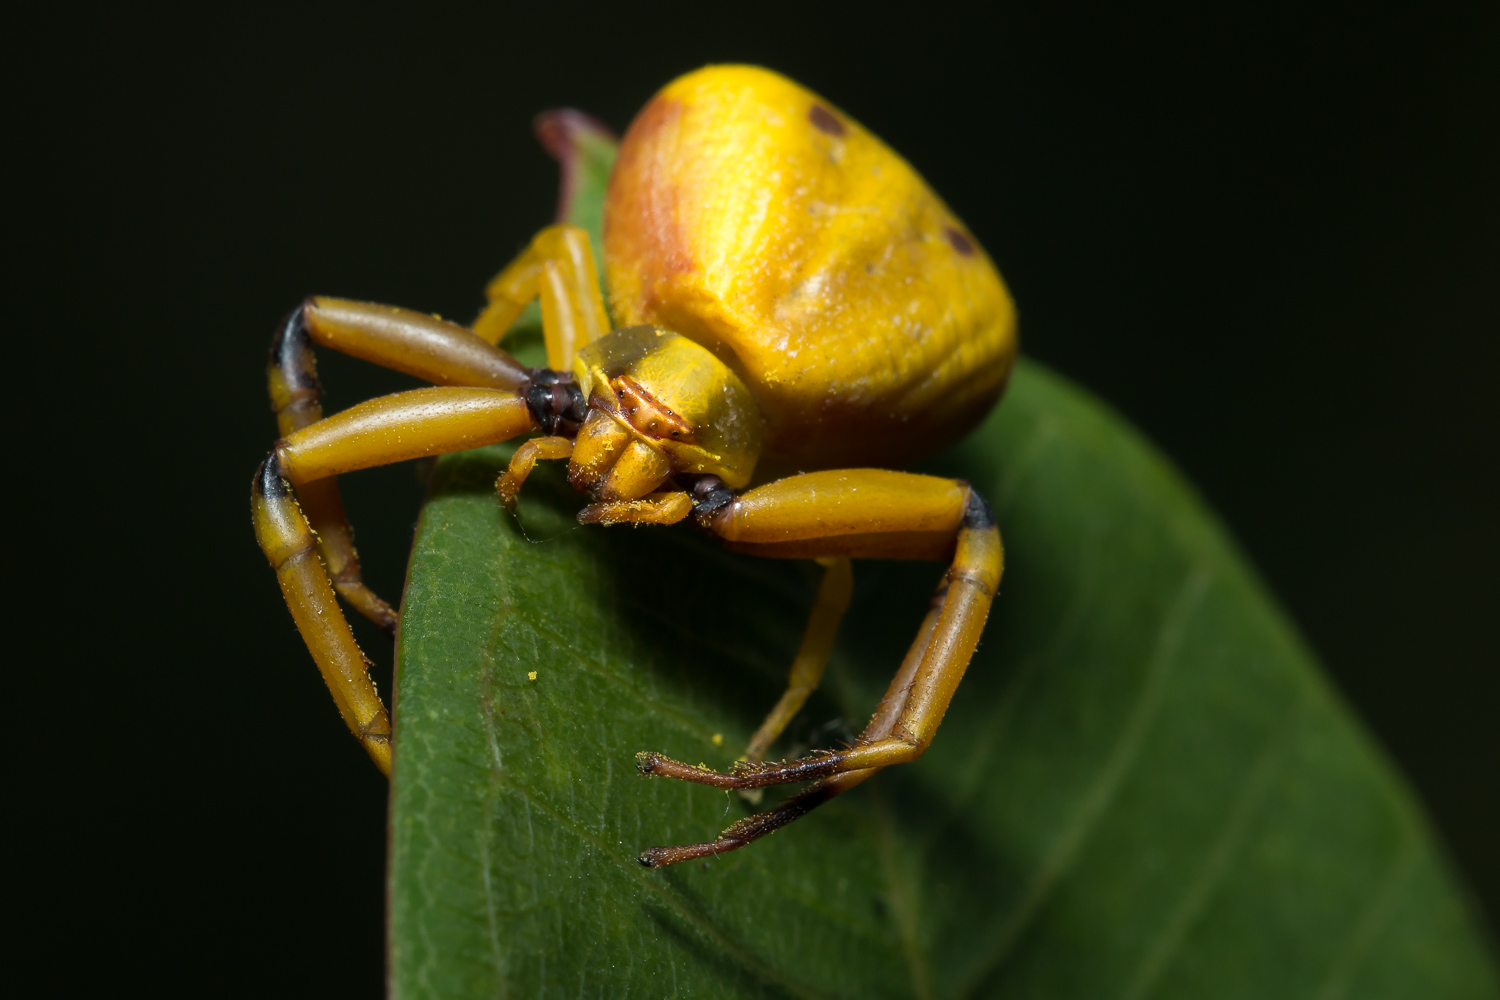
[945,226,975,256]
[809,104,846,136]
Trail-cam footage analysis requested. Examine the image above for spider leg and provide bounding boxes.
[267,299,532,631]
[254,454,394,771]
[474,224,610,370]
[253,386,537,772]
[638,585,944,867]
[636,470,1002,864]
[744,557,853,764]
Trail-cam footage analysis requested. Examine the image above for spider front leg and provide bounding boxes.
[258,222,607,769]
[267,298,534,632]
[636,470,1002,866]
[254,386,539,772]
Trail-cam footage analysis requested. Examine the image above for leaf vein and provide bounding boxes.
[1315,831,1420,1000]
[1118,692,1306,1000]
[958,566,1213,998]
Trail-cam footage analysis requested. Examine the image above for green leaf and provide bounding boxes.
[387,121,1498,999]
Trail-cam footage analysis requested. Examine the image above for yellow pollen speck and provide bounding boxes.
[527,670,538,681]
[711,733,724,746]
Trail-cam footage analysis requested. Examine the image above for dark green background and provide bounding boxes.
[13,4,1495,994]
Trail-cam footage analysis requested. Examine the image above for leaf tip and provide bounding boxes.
[533,109,618,226]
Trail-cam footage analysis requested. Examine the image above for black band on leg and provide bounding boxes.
[254,452,291,501]
[962,488,995,530]
[268,303,320,393]
[268,302,325,433]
